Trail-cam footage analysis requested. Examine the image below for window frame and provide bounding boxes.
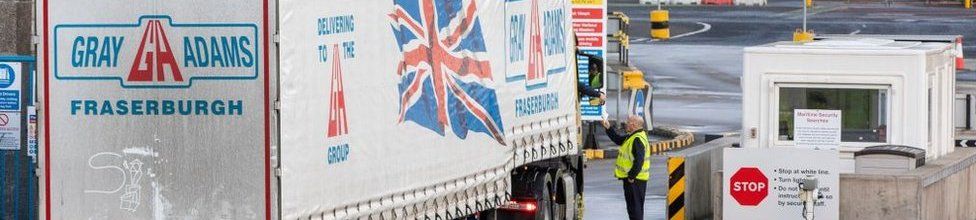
[772,83,892,149]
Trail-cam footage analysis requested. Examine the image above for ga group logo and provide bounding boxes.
[326,44,349,138]
[389,0,506,145]
[505,0,568,90]
[53,15,259,88]
[326,44,350,165]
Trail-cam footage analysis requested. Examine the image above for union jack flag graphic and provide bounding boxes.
[390,0,506,145]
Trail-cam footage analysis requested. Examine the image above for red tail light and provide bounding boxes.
[498,199,538,212]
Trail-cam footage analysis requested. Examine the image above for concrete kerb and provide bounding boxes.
[584,126,696,160]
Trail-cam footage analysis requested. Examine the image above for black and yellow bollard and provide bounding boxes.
[650,10,670,40]
[667,156,686,220]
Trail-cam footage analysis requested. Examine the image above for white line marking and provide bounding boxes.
[651,22,711,42]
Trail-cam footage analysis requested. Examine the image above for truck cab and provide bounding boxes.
[741,38,957,172]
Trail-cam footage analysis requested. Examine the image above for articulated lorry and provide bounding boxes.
[38,0,591,219]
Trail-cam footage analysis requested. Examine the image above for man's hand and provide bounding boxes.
[601,120,611,129]
[627,178,635,183]
[598,92,607,105]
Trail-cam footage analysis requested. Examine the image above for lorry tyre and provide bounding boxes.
[558,174,578,220]
[534,173,554,220]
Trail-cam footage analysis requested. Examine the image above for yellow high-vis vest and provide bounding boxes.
[615,131,651,180]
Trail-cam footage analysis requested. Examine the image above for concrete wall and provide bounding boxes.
[667,135,735,220]
[0,0,33,55]
[712,147,976,219]
[841,147,976,220]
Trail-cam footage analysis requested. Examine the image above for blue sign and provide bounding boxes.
[634,89,645,117]
[0,63,21,111]
[0,64,14,88]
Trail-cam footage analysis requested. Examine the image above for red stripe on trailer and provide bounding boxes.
[262,0,272,219]
[42,0,50,218]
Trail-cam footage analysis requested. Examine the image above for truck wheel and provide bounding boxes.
[534,173,554,220]
[558,174,578,220]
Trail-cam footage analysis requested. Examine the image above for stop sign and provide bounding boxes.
[729,167,768,206]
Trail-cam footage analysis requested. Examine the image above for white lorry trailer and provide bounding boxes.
[38,0,587,219]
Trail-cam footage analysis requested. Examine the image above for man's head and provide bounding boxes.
[625,115,644,133]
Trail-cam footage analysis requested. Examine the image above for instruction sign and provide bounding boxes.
[794,109,841,150]
[572,0,607,121]
[0,112,21,150]
[724,148,840,220]
[27,106,37,163]
[0,62,21,111]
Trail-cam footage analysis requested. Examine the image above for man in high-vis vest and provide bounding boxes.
[601,115,650,220]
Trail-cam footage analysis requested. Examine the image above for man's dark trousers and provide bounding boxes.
[622,179,647,220]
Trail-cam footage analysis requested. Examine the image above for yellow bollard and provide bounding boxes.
[966,0,971,9]
[806,0,812,7]
[650,10,670,40]
[793,29,814,43]
[622,69,647,90]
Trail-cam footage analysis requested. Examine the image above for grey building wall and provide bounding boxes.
[0,0,34,55]
[0,0,35,219]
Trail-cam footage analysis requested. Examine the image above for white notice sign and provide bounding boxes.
[724,148,840,220]
[794,109,841,150]
[0,112,21,150]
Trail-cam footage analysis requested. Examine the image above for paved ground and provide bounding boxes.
[583,156,669,220]
[584,1,976,219]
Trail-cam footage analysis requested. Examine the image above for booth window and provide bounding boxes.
[778,87,888,143]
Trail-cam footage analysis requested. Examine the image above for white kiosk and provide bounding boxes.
[741,38,957,173]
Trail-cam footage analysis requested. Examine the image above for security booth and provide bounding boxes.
[741,38,957,173]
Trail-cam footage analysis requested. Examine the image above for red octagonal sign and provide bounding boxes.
[729,167,768,206]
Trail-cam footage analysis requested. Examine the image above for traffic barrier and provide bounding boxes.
[608,12,632,64]
[650,10,670,40]
[957,37,965,70]
[641,0,704,4]
[702,0,732,5]
[732,0,766,6]
[639,0,669,5]
[956,139,976,147]
[584,148,618,160]
[585,127,695,160]
[650,127,696,154]
[669,0,701,5]
[667,156,686,220]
